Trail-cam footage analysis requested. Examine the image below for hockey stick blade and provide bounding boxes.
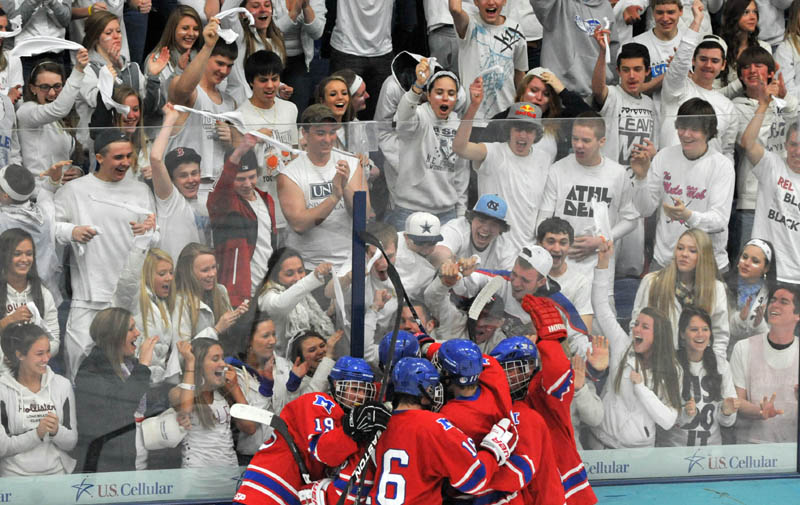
[468,275,504,322]
[230,403,274,426]
[466,276,503,341]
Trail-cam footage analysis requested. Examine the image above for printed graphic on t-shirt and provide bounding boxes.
[767,174,800,232]
[202,112,216,140]
[471,23,524,116]
[661,170,708,224]
[617,107,655,165]
[574,16,602,35]
[562,185,612,217]
[428,126,458,172]
[21,397,57,430]
[680,374,717,446]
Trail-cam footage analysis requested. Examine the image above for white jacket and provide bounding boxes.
[172,285,230,343]
[633,272,730,359]
[0,367,76,475]
[231,354,298,455]
[591,267,680,448]
[112,245,180,384]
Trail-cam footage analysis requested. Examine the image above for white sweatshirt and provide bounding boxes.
[632,145,734,270]
[17,70,82,179]
[54,173,156,305]
[590,267,680,449]
[393,89,469,215]
[0,367,76,476]
[3,283,59,359]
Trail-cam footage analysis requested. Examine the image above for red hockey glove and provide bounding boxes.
[521,295,567,341]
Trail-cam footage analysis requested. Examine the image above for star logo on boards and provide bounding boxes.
[421,221,432,234]
[685,450,705,473]
[73,477,94,501]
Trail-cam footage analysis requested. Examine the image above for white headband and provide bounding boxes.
[348,74,363,96]
[745,238,772,263]
[0,165,32,201]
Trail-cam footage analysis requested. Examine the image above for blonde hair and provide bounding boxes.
[647,229,719,316]
[175,243,230,337]
[140,248,176,339]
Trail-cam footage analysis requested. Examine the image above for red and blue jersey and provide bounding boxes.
[525,340,596,505]
[233,392,358,505]
[370,409,500,505]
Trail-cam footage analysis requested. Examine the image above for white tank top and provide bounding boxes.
[281,151,358,269]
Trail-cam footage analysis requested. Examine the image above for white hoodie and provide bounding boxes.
[0,367,76,476]
[2,283,59,366]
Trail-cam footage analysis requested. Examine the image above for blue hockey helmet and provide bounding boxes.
[391,357,444,411]
[489,336,540,401]
[328,356,376,410]
[379,331,420,370]
[435,339,483,386]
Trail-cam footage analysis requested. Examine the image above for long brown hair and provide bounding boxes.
[647,229,719,317]
[614,307,682,409]
[0,229,45,319]
[154,6,203,56]
[240,0,286,63]
[787,0,800,55]
[515,73,563,138]
[82,11,120,53]
[175,243,230,337]
[112,85,148,173]
[190,337,224,428]
[90,307,133,379]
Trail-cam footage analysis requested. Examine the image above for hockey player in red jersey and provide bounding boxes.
[233,356,391,505]
[422,338,536,504]
[370,357,518,505]
[490,336,568,505]
[521,296,598,505]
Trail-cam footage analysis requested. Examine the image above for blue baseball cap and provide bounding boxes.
[472,194,508,222]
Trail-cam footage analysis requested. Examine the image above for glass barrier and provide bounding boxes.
[0,110,797,504]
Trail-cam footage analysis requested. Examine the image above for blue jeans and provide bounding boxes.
[383,205,457,233]
[283,54,313,113]
[730,209,755,264]
[124,7,148,65]
[328,48,393,120]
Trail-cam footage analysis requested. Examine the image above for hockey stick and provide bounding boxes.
[230,403,274,426]
[231,403,312,485]
[466,275,504,341]
[334,230,411,505]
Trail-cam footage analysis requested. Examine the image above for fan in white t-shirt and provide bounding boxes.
[591,33,658,278]
[738,79,800,284]
[536,113,638,282]
[150,104,211,263]
[432,194,516,271]
[453,79,550,251]
[536,217,593,332]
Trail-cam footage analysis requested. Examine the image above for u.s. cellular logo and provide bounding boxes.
[73,477,174,501]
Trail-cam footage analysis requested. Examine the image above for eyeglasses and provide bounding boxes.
[34,83,63,93]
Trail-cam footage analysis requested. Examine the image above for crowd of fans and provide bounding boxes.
[0,0,796,503]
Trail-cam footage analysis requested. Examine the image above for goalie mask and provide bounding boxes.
[328,356,376,411]
[489,336,540,401]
